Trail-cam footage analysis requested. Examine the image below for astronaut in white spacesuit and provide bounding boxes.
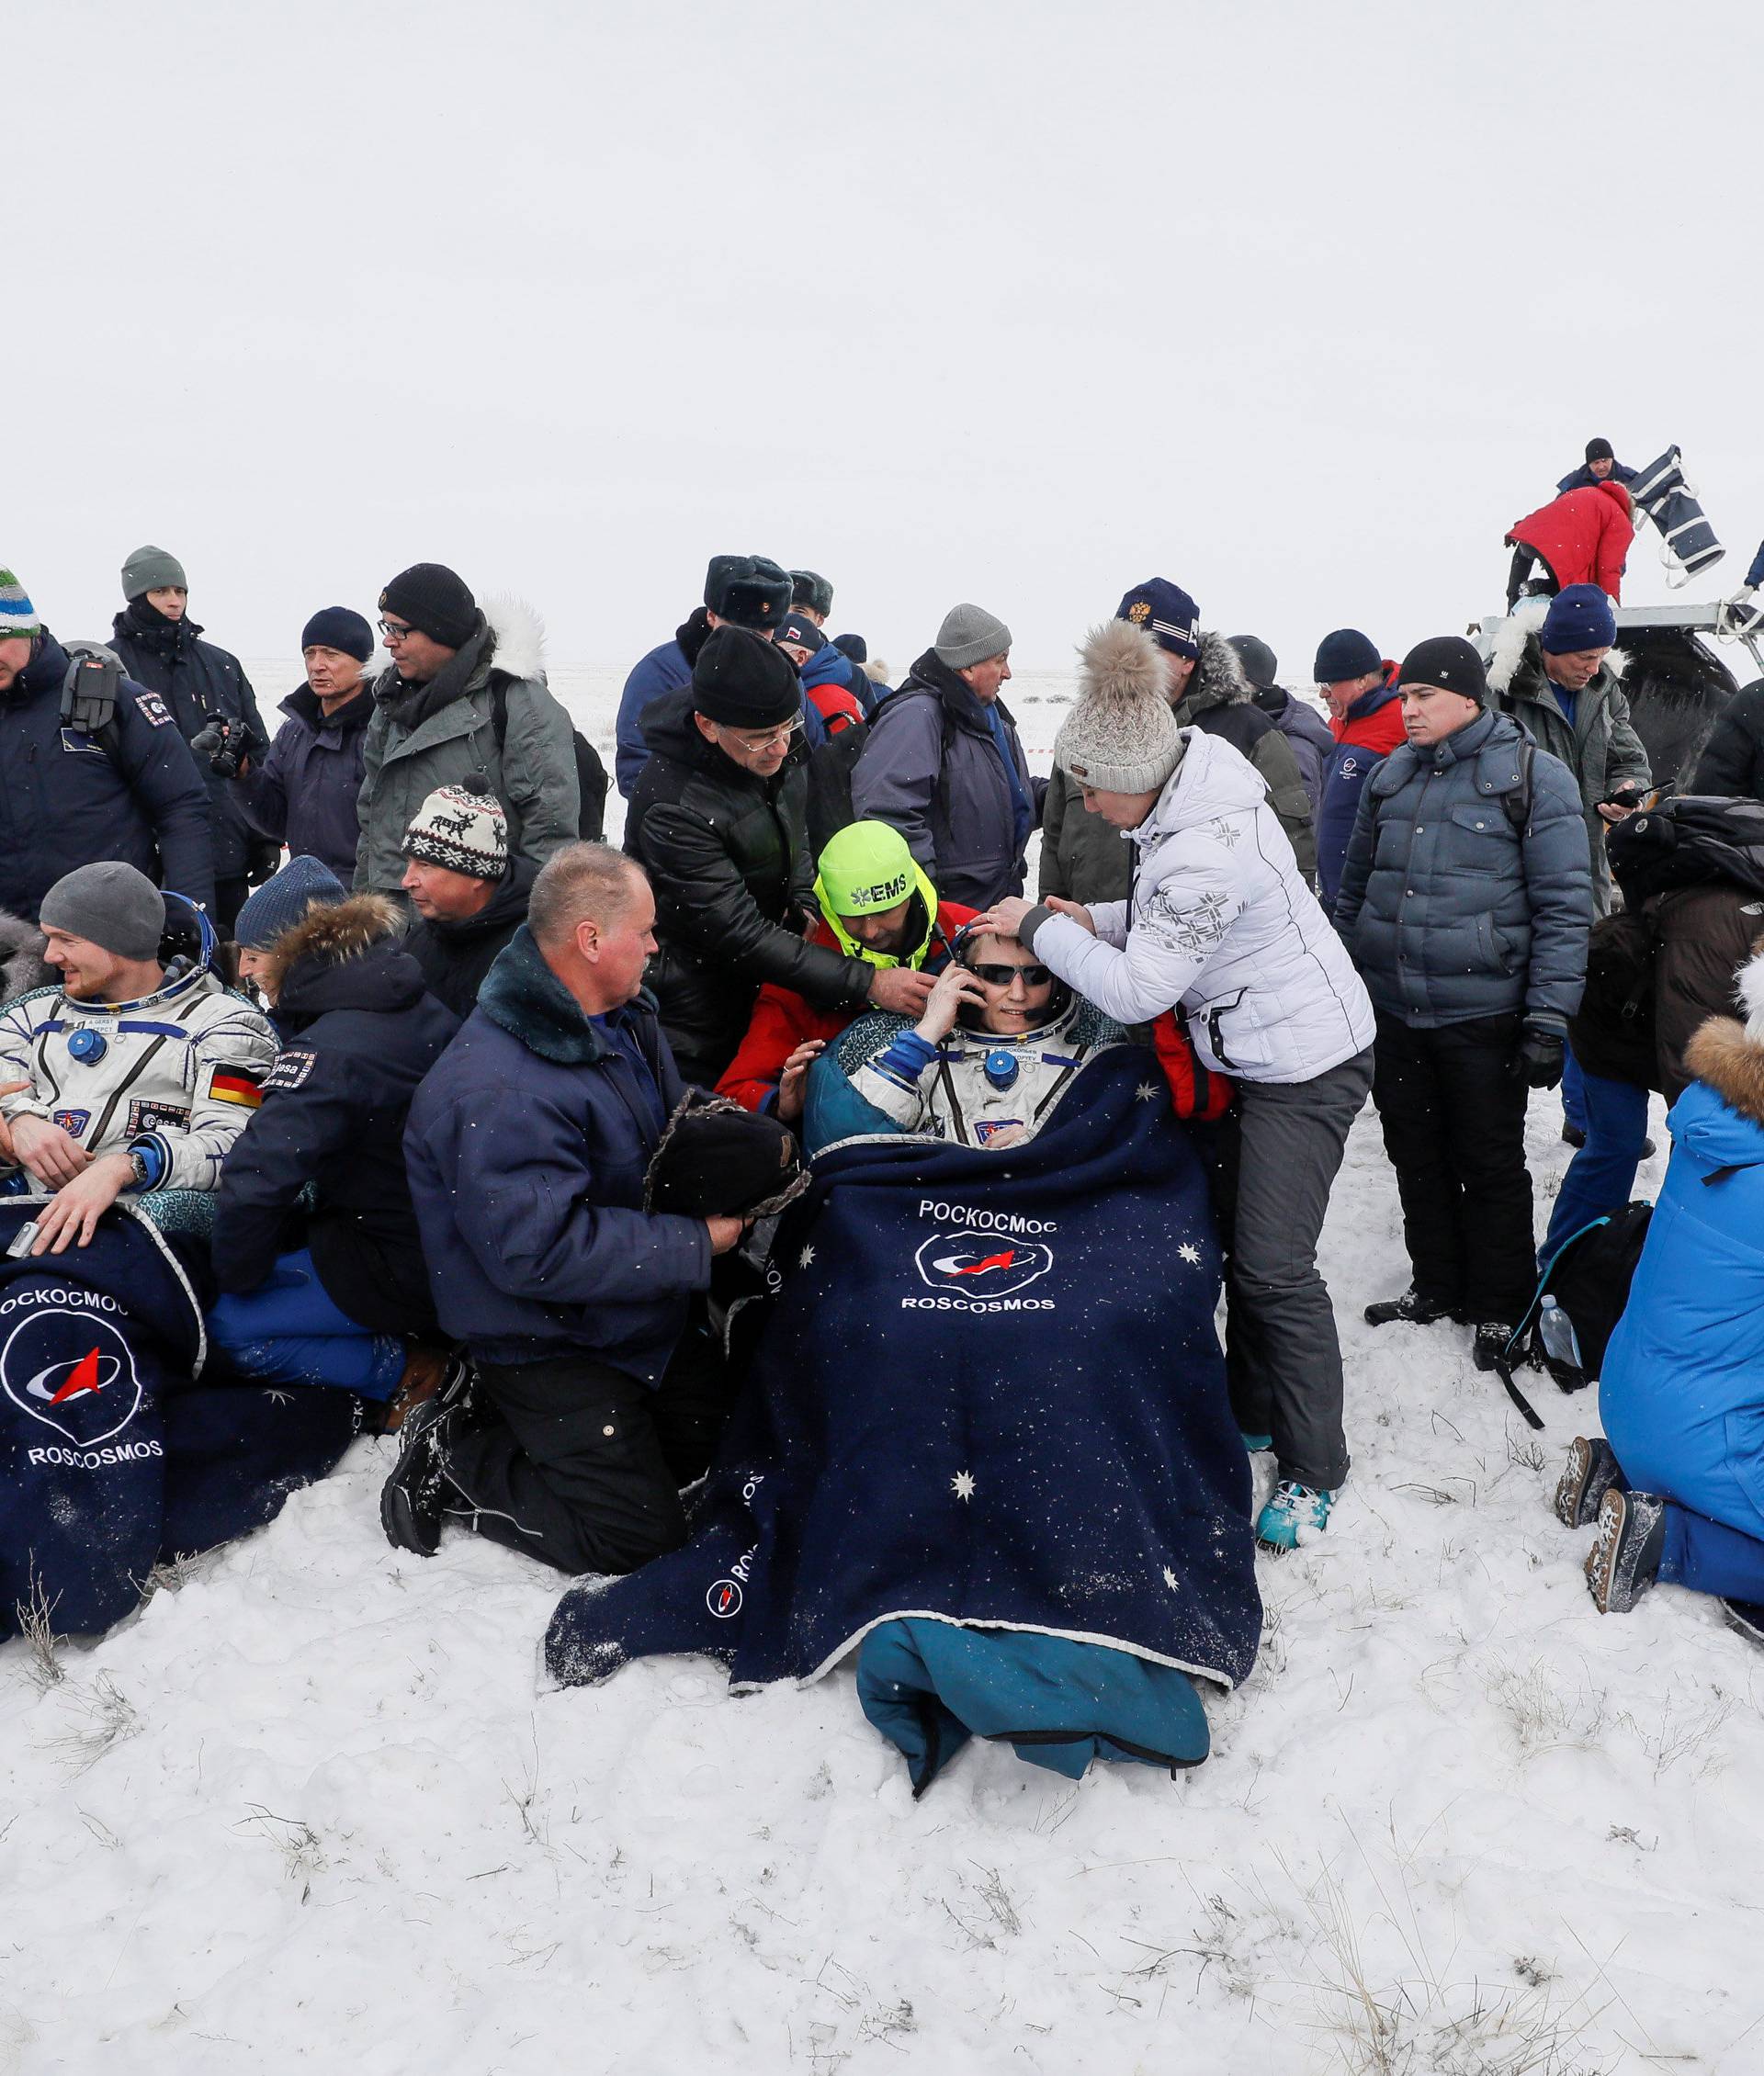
[843,926,1123,1148]
[0,863,277,1255]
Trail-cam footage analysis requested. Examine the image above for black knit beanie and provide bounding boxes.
[692,626,802,729]
[379,563,478,649]
[1397,636,1488,706]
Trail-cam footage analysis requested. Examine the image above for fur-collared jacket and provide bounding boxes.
[0,963,277,1194]
[1600,980,1764,1531]
[1487,615,1651,916]
[354,597,581,893]
[211,895,458,1334]
[404,926,711,1380]
[1040,630,1316,904]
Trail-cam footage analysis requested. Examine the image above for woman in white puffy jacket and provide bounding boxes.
[982,620,1374,1556]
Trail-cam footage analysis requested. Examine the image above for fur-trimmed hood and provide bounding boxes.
[481,594,546,685]
[1486,607,1625,702]
[261,894,433,1034]
[0,911,52,1005]
[1172,628,1252,721]
[1684,1016,1764,1132]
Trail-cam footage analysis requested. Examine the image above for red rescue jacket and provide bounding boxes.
[1506,481,1634,602]
[717,902,977,1111]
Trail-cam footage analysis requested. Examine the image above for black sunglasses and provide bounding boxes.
[967,962,1053,987]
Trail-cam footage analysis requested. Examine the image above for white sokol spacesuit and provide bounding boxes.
[0,963,277,1194]
[848,995,1124,1148]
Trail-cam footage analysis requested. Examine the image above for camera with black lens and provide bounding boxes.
[190,714,242,778]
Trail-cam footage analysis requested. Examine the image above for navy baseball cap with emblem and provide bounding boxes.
[1116,579,1201,660]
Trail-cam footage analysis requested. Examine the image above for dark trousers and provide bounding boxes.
[1505,544,1560,610]
[444,1314,731,1576]
[1210,1047,1374,1492]
[1371,1010,1536,1323]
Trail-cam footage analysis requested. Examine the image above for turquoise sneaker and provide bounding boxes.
[1240,1430,1273,1454]
[1255,1480,1335,1553]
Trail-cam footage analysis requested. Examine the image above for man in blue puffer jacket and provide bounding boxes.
[1571,950,1764,1635]
[389,843,748,1574]
[1336,637,1591,1367]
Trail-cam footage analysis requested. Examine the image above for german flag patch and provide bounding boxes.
[209,1066,264,1110]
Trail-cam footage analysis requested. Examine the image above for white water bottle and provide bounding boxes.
[1538,1296,1580,1368]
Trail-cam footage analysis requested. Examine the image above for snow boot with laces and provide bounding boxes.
[379,1357,475,1556]
[1255,1480,1335,1553]
[1585,1487,1667,1612]
[1554,1436,1625,1529]
[1364,1288,1464,1328]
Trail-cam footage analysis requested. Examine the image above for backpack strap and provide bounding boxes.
[1501,740,1536,835]
[59,643,128,775]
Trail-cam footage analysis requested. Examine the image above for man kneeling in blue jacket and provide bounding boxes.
[385,842,749,1572]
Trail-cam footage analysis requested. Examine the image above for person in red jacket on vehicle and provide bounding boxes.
[717,820,973,1118]
[1505,480,1634,607]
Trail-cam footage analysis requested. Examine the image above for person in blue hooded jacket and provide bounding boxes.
[1563,946,1764,1641]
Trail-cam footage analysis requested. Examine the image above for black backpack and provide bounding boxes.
[1609,793,1764,905]
[487,676,608,842]
[1493,1202,1654,1423]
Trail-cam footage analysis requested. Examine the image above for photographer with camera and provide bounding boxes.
[109,547,271,933]
[0,569,214,929]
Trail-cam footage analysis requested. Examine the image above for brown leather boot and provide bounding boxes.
[371,1344,449,1436]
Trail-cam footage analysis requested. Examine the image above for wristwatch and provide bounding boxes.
[127,1146,154,1191]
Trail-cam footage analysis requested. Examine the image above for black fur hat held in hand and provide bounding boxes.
[643,1090,811,1218]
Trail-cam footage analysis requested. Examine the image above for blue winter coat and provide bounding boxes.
[1333,708,1591,1029]
[1600,1030,1764,1537]
[233,683,372,883]
[0,630,215,920]
[1253,686,1334,817]
[1556,461,1639,494]
[616,620,831,797]
[1316,674,1404,914]
[404,926,711,1377]
[615,631,694,797]
[109,605,269,883]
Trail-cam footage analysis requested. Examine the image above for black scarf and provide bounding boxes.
[380,612,492,734]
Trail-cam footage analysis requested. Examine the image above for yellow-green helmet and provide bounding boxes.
[813,821,940,969]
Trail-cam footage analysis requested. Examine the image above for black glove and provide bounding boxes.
[1515,1026,1566,1089]
[246,838,284,886]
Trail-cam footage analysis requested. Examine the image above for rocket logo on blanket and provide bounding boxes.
[915,1230,1054,1298]
[2,1305,141,1447]
[707,1578,744,1619]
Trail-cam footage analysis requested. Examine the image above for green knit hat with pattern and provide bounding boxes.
[0,569,41,642]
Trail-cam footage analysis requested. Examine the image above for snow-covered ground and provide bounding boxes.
[3,672,1758,2076]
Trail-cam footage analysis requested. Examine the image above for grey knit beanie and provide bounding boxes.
[39,862,167,959]
[933,603,1012,671]
[1053,621,1185,794]
[121,545,187,600]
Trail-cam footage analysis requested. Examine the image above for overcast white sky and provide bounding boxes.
[14,0,1763,679]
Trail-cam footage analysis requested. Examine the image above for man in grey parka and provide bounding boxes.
[354,562,579,894]
[1335,637,1591,1367]
[1486,584,1649,920]
[850,603,1041,909]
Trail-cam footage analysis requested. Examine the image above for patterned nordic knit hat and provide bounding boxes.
[400,784,509,881]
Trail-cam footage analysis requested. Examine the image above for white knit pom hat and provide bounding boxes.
[1053,620,1185,793]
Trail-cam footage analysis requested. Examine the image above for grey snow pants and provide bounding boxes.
[1214,1046,1373,1493]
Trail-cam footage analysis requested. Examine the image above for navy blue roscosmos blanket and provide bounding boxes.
[0,1201,355,1638]
[546,1048,1261,1707]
